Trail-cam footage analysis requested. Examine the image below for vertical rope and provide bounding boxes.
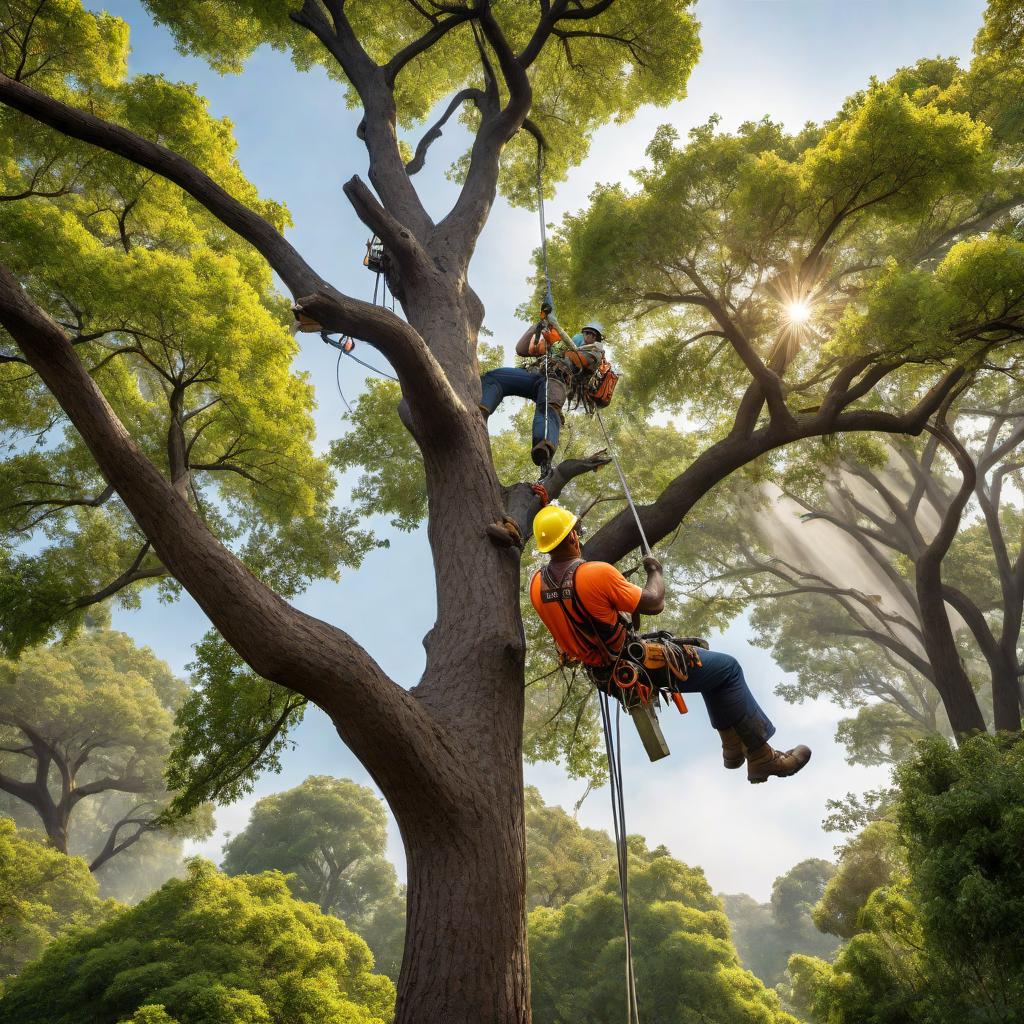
[536,139,553,447]
[595,409,652,557]
[600,691,641,1024]
[536,141,553,309]
[543,351,550,444]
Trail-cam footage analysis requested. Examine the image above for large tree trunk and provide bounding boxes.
[392,307,531,1022]
[34,791,70,855]
[991,649,1022,733]
[395,737,528,1023]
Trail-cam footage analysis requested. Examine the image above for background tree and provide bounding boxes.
[810,820,903,941]
[0,630,212,874]
[0,817,114,982]
[529,843,798,1024]
[681,392,1024,769]
[221,775,403,979]
[524,784,613,911]
[769,402,1022,723]
[1,2,1022,1020]
[788,733,1024,1024]
[0,858,395,1024]
[720,859,839,992]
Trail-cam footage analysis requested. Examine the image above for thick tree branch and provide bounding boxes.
[435,4,532,267]
[502,450,612,547]
[0,263,465,807]
[586,363,967,564]
[517,0,617,68]
[69,774,149,805]
[288,0,433,237]
[406,88,484,176]
[384,7,477,86]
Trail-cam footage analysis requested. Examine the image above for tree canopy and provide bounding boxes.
[0,6,377,658]
[221,775,405,980]
[789,733,1024,1024]
[0,858,396,1024]
[530,844,798,1024]
[0,817,114,981]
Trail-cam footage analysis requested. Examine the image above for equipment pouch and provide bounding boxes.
[591,367,619,407]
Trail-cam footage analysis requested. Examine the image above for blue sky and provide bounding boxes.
[96,0,988,899]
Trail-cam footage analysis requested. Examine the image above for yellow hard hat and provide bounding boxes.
[533,505,578,553]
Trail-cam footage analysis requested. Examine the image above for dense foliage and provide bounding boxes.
[221,776,405,980]
[0,817,114,981]
[530,844,798,1024]
[0,859,395,1024]
[789,733,1024,1023]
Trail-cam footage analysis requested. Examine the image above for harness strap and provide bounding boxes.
[539,561,628,666]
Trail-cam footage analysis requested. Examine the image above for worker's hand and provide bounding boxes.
[643,554,663,575]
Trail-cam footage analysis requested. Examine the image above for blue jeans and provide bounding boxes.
[480,367,561,448]
[671,648,776,744]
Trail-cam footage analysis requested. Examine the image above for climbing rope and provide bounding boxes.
[343,345,399,383]
[322,333,400,385]
[334,348,353,413]
[599,690,641,1024]
[534,140,555,457]
[595,409,652,558]
[536,141,553,310]
[532,137,643,1020]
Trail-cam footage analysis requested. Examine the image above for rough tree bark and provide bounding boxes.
[0,4,1013,1018]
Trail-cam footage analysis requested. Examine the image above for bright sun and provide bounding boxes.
[785,299,813,325]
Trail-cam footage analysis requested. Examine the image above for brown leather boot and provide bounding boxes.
[531,439,556,466]
[745,742,812,784]
[717,727,745,769]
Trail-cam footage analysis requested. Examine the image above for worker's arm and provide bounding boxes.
[545,312,576,348]
[636,555,665,615]
[514,325,536,357]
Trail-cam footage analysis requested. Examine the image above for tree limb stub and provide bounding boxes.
[501,450,612,550]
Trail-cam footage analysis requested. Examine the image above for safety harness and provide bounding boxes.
[536,559,699,711]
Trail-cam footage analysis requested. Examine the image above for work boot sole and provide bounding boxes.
[723,754,745,770]
[748,747,812,784]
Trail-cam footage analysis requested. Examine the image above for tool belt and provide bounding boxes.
[523,345,619,412]
[587,632,704,710]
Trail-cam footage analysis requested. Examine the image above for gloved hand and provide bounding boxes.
[643,555,663,574]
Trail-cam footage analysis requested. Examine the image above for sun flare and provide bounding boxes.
[785,299,813,326]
